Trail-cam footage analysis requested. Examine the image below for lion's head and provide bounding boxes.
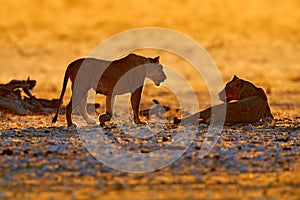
[218,75,258,102]
[145,56,167,86]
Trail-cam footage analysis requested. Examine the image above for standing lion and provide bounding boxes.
[52,53,167,127]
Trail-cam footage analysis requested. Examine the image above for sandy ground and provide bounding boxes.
[0,0,300,199]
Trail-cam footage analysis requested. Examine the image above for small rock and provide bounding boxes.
[43,129,51,133]
[48,145,58,153]
[1,149,13,156]
[256,146,265,152]
[251,140,261,144]
[162,136,170,142]
[264,125,271,129]
[185,152,192,159]
[189,169,198,175]
[54,131,61,135]
[100,166,112,173]
[25,127,35,132]
[140,148,151,153]
[3,131,15,137]
[262,117,273,123]
[240,166,249,173]
[199,123,208,128]
[41,165,50,173]
[110,124,117,129]
[240,135,248,140]
[0,193,9,199]
[243,124,253,130]
[3,174,12,180]
[282,145,292,151]
[196,175,203,182]
[96,180,104,188]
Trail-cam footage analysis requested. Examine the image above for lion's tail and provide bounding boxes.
[52,65,72,123]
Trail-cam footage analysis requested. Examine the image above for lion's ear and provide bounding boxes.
[233,75,239,80]
[235,79,242,88]
[153,56,160,63]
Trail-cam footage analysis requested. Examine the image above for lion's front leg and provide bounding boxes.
[131,86,145,125]
[174,112,201,125]
[264,104,274,119]
[99,94,114,125]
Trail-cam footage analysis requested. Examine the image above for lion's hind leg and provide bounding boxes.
[66,88,95,127]
[78,93,97,125]
[66,99,74,127]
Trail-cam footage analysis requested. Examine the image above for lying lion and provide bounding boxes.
[174,75,273,125]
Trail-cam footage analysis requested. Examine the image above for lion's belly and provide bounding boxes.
[95,83,131,95]
[95,81,143,96]
[96,72,145,96]
[225,96,267,123]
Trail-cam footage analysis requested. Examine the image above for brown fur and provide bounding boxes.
[52,53,167,127]
[174,75,273,125]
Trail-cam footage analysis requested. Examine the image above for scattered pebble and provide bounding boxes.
[1,149,13,156]
[0,116,298,199]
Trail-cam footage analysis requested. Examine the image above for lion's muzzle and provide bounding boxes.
[154,76,166,86]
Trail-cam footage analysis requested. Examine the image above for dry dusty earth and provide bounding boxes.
[0,0,300,199]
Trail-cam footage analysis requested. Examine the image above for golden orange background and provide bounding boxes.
[1,0,300,117]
